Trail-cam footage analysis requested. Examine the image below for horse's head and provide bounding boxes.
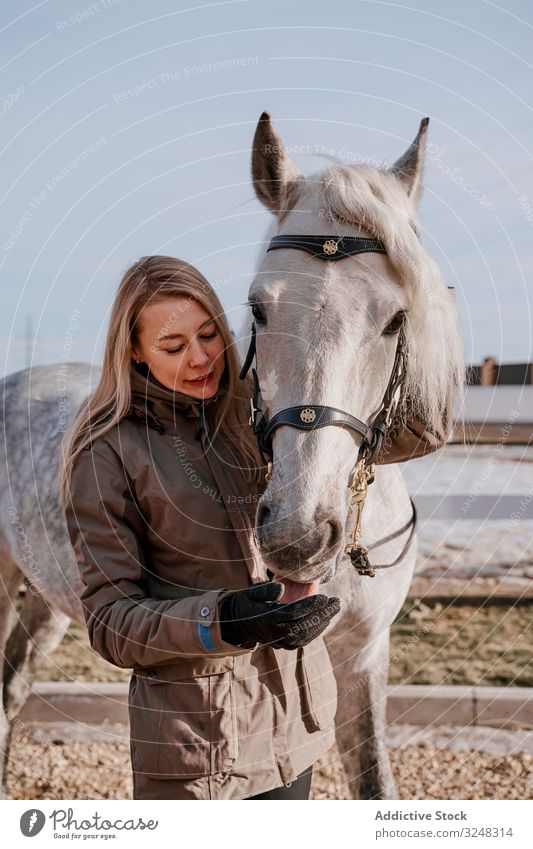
[245,113,463,590]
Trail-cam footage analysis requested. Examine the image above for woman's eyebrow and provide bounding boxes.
[159,318,215,342]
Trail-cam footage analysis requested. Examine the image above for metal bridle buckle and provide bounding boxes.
[323,239,338,255]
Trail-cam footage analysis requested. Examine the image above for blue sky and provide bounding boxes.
[2,0,532,373]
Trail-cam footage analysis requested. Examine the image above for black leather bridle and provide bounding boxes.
[239,234,417,576]
[240,235,408,467]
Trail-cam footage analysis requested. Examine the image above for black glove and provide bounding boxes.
[219,581,341,651]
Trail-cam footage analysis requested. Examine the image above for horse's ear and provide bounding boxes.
[389,117,429,206]
[252,112,302,217]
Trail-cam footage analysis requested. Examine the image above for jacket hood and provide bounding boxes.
[128,360,228,433]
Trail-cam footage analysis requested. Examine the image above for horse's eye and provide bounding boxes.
[383,310,406,336]
[251,303,266,324]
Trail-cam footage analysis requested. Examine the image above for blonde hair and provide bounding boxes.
[58,255,263,510]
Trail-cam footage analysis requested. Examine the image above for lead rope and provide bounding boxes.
[344,328,409,576]
[344,459,377,576]
[343,461,417,576]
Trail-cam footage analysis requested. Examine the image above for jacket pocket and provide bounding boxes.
[299,641,338,732]
[128,669,238,779]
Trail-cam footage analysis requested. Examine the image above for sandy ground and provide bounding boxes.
[5,721,531,801]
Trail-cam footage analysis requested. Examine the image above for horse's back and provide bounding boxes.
[1,361,98,423]
[0,361,100,527]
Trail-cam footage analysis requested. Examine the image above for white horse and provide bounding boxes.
[241,113,464,798]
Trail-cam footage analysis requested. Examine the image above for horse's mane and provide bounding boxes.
[316,163,465,435]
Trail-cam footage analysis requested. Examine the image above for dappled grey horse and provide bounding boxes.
[0,363,100,797]
[0,115,462,799]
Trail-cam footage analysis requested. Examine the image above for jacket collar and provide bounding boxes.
[128,361,227,432]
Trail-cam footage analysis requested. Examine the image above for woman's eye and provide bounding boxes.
[165,331,217,354]
[383,311,406,336]
[251,303,266,324]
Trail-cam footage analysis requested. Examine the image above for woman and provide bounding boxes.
[59,255,341,801]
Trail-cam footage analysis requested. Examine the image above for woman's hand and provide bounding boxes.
[219,581,340,650]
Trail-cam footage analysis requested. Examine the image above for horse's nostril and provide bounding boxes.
[313,506,342,554]
[326,519,341,551]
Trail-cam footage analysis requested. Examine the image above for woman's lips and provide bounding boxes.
[185,370,214,385]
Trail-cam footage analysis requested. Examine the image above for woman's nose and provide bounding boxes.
[188,339,210,366]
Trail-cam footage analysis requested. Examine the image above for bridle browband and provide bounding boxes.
[239,234,417,576]
[267,234,388,261]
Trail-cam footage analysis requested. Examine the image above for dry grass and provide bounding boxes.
[35,601,533,688]
[389,600,532,687]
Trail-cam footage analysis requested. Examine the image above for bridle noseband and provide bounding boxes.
[239,234,417,576]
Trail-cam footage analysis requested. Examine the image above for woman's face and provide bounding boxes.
[131,297,226,399]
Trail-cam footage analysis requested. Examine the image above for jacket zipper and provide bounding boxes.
[197,405,262,584]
